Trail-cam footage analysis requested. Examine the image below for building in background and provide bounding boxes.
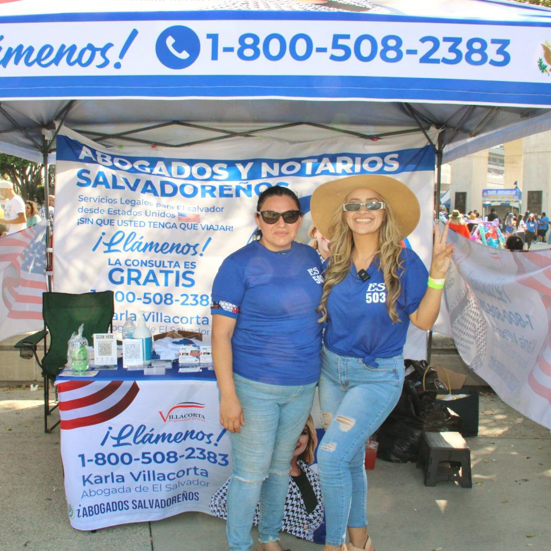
[446,130,551,218]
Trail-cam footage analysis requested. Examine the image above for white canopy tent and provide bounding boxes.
[2,0,551,426]
[1,0,550,340]
[0,0,550,169]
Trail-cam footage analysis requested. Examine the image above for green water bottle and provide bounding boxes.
[72,343,89,372]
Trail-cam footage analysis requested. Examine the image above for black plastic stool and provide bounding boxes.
[417,431,472,488]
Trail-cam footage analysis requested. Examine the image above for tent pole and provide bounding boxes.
[435,132,444,211]
[469,106,499,138]
[48,100,75,147]
[77,121,432,150]
[427,133,445,365]
[403,103,437,152]
[441,105,476,150]
[0,104,43,152]
[42,133,53,292]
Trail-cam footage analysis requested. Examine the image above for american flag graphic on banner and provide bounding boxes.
[177,209,200,223]
[56,380,140,430]
[0,222,48,341]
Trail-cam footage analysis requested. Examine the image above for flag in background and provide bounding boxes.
[0,222,48,341]
[178,209,200,223]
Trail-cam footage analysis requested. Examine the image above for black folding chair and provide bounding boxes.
[14,291,114,433]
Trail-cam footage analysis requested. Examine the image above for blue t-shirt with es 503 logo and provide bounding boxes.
[211,240,323,385]
[324,248,428,366]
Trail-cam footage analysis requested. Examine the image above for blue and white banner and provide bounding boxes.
[54,127,435,358]
[56,374,232,530]
[444,231,551,430]
[1,2,551,105]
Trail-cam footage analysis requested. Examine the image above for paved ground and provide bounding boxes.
[0,386,550,551]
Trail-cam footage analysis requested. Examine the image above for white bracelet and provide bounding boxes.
[429,277,446,285]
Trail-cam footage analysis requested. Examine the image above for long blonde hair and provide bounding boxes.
[318,202,405,323]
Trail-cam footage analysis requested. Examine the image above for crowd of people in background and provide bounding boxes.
[0,178,54,237]
[439,205,551,251]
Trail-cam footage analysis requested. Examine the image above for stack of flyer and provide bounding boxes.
[178,344,213,372]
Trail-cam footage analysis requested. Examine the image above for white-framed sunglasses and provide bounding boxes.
[342,201,386,212]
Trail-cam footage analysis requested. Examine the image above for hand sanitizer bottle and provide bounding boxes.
[133,312,153,362]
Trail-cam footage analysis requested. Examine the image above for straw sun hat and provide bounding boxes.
[310,175,420,240]
[450,210,463,222]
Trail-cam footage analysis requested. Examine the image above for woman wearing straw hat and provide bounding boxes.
[311,175,453,551]
[448,209,471,239]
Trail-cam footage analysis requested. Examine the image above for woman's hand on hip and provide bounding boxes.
[220,394,245,433]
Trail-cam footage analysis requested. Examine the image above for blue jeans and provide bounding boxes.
[317,347,405,547]
[226,374,317,551]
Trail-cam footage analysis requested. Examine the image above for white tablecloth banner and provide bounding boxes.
[57,378,231,530]
[54,127,435,359]
[444,231,551,430]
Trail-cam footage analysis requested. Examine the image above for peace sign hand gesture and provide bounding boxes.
[430,222,454,279]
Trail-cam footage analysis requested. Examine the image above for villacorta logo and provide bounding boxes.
[159,401,206,423]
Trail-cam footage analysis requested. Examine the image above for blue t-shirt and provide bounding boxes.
[211,241,323,385]
[526,219,537,232]
[324,248,428,366]
[538,216,549,231]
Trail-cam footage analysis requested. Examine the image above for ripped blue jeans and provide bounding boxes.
[317,347,405,547]
[226,374,317,551]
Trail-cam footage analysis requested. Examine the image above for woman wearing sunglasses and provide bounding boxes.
[211,186,323,551]
[310,175,453,551]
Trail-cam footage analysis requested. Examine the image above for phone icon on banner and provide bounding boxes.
[156,26,200,69]
[167,36,191,60]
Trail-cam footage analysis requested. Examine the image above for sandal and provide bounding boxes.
[347,536,375,551]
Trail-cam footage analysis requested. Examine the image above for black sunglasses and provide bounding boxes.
[256,210,301,224]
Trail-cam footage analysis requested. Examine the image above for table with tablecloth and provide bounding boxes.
[55,363,232,531]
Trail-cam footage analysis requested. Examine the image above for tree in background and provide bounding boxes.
[0,153,54,204]
[519,1,551,7]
